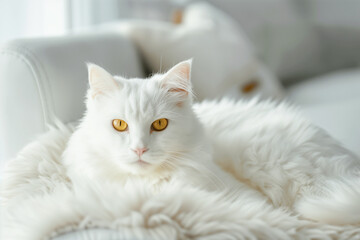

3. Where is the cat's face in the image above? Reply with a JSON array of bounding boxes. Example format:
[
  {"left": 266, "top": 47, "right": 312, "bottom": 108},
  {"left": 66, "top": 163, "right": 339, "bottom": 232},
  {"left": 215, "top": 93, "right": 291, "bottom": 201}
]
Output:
[{"left": 83, "top": 60, "right": 200, "bottom": 176}]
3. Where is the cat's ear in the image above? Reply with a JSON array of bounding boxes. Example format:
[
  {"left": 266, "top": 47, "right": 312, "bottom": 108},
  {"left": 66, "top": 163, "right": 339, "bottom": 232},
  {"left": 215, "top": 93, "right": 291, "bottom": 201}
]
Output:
[
  {"left": 87, "top": 63, "right": 119, "bottom": 98},
  {"left": 161, "top": 59, "right": 192, "bottom": 102}
]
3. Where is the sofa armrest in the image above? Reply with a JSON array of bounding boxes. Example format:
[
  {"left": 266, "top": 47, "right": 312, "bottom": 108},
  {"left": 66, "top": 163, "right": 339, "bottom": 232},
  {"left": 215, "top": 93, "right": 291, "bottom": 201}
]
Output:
[{"left": 0, "top": 32, "right": 144, "bottom": 165}]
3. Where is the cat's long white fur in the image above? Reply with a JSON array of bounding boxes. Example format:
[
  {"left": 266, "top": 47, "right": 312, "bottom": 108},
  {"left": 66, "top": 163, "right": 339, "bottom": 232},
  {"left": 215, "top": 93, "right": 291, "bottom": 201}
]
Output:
[
  {"left": 61, "top": 60, "right": 360, "bottom": 225},
  {"left": 195, "top": 98, "right": 360, "bottom": 225}
]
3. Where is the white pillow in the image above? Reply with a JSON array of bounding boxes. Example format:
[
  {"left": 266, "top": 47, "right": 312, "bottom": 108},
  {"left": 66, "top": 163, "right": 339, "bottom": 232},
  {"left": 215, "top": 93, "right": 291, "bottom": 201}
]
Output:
[{"left": 115, "top": 2, "right": 283, "bottom": 100}]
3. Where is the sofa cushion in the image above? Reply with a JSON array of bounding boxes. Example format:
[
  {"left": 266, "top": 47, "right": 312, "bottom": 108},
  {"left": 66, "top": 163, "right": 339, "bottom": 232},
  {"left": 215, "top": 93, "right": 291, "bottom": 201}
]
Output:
[
  {"left": 205, "top": 0, "right": 322, "bottom": 82},
  {"left": 287, "top": 69, "right": 360, "bottom": 105},
  {"left": 111, "top": 2, "right": 283, "bottom": 101},
  {"left": 300, "top": 98, "right": 360, "bottom": 157}
]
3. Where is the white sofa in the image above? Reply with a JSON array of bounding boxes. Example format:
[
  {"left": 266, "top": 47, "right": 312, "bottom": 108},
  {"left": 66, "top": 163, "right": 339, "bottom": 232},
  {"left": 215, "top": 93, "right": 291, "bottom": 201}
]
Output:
[
  {"left": 1, "top": 1, "right": 360, "bottom": 239},
  {"left": 1, "top": 1, "right": 359, "bottom": 165}
]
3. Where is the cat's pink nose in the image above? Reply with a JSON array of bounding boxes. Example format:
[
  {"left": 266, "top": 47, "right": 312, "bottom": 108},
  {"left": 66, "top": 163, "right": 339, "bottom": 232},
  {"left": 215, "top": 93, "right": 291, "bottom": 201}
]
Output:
[{"left": 132, "top": 147, "right": 149, "bottom": 156}]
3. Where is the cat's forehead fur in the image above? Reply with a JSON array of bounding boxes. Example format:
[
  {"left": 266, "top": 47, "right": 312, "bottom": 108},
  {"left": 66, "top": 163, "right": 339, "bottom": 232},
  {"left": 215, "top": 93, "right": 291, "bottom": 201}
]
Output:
[
  {"left": 100, "top": 74, "right": 180, "bottom": 123},
  {"left": 87, "top": 60, "right": 192, "bottom": 118}
]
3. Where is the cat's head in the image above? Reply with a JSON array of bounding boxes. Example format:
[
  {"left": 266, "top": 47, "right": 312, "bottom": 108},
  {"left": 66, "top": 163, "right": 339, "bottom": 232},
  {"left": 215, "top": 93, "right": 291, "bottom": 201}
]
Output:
[{"left": 81, "top": 60, "right": 203, "bottom": 177}]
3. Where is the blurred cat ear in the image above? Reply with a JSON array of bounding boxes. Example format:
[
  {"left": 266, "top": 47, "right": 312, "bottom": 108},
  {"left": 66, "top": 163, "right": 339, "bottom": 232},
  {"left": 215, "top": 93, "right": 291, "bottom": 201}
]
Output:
[
  {"left": 87, "top": 63, "right": 119, "bottom": 98},
  {"left": 161, "top": 59, "right": 192, "bottom": 101}
]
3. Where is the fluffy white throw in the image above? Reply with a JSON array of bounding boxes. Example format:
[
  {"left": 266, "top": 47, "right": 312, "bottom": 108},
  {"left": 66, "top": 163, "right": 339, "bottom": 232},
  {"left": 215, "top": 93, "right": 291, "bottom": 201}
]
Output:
[{"left": 1, "top": 124, "right": 360, "bottom": 240}]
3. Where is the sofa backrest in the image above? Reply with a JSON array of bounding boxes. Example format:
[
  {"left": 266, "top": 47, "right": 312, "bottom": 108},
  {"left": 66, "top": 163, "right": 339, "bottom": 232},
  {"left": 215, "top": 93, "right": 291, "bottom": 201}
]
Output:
[
  {"left": 132, "top": 0, "right": 360, "bottom": 83},
  {"left": 204, "top": 0, "right": 360, "bottom": 83}
]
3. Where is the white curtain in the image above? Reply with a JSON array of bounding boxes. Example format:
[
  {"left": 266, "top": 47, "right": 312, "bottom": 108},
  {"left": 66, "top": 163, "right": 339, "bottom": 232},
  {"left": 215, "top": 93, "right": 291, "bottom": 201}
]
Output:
[
  {"left": 69, "top": 0, "right": 126, "bottom": 31},
  {"left": 0, "top": 0, "right": 68, "bottom": 41},
  {"left": 0, "top": 0, "right": 181, "bottom": 42},
  {"left": 0, "top": 0, "right": 136, "bottom": 41},
  {"left": 67, "top": 0, "right": 177, "bottom": 31}
]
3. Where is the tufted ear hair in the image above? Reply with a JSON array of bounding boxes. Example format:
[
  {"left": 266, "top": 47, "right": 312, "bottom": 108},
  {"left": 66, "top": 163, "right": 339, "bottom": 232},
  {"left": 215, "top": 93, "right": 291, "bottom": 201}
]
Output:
[
  {"left": 161, "top": 59, "right": 193, "bottom": 102},
  {"left": 87, "top": 63, "right": 119, "bottom": 99}
]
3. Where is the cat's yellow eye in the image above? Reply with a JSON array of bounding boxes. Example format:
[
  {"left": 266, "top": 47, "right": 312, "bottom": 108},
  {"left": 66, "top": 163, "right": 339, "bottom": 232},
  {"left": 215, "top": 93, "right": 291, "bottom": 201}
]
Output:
[
  {"left": 152, "top": 118, "right": 168, "bottom": 131},
  {"left": 112, "top": 119, "right": 128, "bottom": 131}
]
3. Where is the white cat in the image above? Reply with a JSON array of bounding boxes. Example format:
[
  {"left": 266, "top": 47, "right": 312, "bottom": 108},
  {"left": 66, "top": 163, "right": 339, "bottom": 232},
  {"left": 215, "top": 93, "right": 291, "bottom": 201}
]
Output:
[{"left": 64, "top": 60, "right": 360, "bottom": 225}]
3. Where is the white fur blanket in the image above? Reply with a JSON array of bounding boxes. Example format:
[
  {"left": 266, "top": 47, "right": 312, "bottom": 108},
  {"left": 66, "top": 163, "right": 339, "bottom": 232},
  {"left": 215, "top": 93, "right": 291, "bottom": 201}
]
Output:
[{"left": 1, "top": 124, "right": 360, "bottom": 240}]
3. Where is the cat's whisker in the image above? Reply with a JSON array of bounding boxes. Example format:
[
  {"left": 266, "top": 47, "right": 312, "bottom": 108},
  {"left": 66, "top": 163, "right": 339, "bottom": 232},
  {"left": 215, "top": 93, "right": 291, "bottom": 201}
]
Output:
[
  {"left": 173, "top": 149, "right": 228, "bottom": 189},
  {"left": 159, "top": 161, "right": 177, "bottom": 172},
  {"left": 164, "top": 152, "right": 226, "bottom": 191}
]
